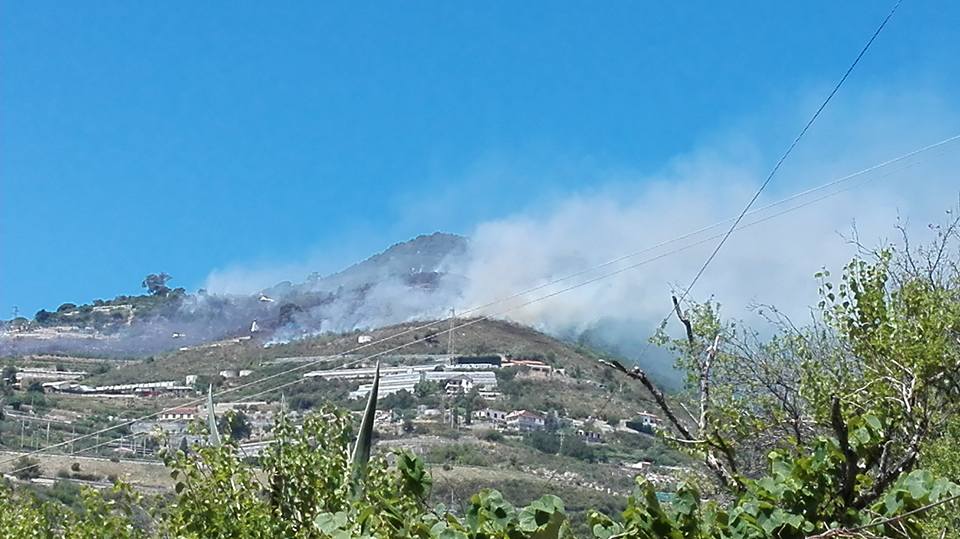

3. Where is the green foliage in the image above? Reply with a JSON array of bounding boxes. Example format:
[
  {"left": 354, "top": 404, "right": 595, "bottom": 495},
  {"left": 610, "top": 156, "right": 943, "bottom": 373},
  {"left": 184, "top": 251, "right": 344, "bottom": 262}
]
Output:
[
  {"left": 350, "top": 361, "right": 380, "bottom": 490},
  {"left": 920, "top": 414, "right": 960, "bottom": 536},
  {"left": 217, "top": 410, "right": 253, "bottom": 441},
  {"left": 414, "top": 380, "right": 441, "bottom": 399},
  {"left": 2, "top": 365, "right": 17, "bottom": 385},
  {"left": 205, "top": 384, "right": 220, "bottom": 447},
  {"left": 380, "top": 388, "right": 417, "bottom": 411},
  {"left": 479, "top": 429, "right": 504, "bottom": 442},
  {"left": 559, "top": 436, "right": 597, "bottom": 462},
  {"left": 525, "top": 431, "right": 561, "bottom": 455},
  {"left": 588, "top": 462, "right": 960, "bottom": 539},
  {"left": 0, "top": 402, "right": 956, "bottom": 538},
  {"left": 0, "top": 479, "right": 144, "bottom": 538},
  {"left": 141, "top": 273, "right": 172, "bottom": 296},
  {"left": 2, "top": 221, "right": 959, "bottom": 538}
]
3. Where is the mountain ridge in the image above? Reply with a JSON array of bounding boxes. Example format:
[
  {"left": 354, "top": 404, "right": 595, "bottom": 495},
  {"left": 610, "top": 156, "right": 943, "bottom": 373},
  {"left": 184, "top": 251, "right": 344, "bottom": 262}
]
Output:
[{"left": 0, "top": 232, "right": 471, "bottom": 357}]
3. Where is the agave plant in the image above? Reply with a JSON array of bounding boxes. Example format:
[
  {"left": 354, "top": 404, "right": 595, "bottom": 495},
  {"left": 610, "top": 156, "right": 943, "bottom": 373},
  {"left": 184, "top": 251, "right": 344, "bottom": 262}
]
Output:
[
  {"left": 348, "top": 361, "right": 380, "bottom": 493},
  {"left": 207, "top": 384, "right": 221, "bottom": 447}
]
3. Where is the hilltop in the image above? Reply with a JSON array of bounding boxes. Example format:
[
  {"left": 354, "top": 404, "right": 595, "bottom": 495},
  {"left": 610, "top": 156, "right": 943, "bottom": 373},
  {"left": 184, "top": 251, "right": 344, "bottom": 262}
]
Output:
[{"left": 1, "top": 233, "right": 470, "bottom": 357}]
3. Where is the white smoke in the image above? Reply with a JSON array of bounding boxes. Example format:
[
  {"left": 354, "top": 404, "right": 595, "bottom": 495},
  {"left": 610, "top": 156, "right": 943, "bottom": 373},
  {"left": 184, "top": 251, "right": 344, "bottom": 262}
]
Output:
[
  {"left": 452, "top": 89, "right": 960, "bottom": 339},
  {"left": 121, "top": 87, "right": 957, "bottom": 365}
]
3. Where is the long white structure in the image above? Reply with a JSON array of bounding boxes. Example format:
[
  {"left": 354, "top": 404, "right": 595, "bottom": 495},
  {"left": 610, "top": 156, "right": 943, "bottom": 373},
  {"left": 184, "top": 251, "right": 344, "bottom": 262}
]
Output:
[
  {"left": 304, "top": 363, "right": 446, "bottom": 381},
  {"left": 348, "top": 370, "right": 498, "bottom": 400}
]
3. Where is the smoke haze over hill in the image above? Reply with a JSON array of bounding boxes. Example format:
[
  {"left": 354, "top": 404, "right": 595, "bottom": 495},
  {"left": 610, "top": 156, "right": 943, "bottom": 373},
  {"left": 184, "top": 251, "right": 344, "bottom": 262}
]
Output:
[
  {"left": 446, "top": 90, "right": 960, "bottom": 346},
  {"left": 4, "top": 91, "right": 958, "bottom": 374}
]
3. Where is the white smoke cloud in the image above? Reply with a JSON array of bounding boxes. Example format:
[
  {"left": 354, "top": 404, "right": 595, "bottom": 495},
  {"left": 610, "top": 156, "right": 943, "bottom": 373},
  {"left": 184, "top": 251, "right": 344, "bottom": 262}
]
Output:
[
  {"left": 190, "top": 86, "right": 959, "bottom": 358},
  {"left": 203, "top": 262, "right": 316, "bottom": 296},
  {"left": 453, "top": 88, "right": 960, "bottom": 338}
]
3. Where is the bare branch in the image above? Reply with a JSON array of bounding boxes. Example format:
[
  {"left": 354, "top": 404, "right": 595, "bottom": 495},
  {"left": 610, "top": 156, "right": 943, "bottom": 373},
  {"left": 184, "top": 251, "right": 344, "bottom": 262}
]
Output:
[
  {"left": 599, "top": 360, "right": 693, "bottom": 441},
  {"left": 853, "top": 427, "right": 924, "bottom": 509},
  {"left": 809, "top": 492, "right": 960, "bottom": 539},
  {"left": 699, "top": 335, "right": 720, "bottom": 431},
  {"left": 600, "top": 358, "right": 741, "bottom": 491},
  {"left": 672, "top": 295, "right": 695, "bottom": 347}
]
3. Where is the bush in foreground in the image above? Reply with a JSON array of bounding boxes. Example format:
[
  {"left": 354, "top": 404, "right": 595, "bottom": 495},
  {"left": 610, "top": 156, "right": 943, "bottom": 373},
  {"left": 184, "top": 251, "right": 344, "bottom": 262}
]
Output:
[{"left": 0, "top": 403, "right": 956, "bottom": 538}]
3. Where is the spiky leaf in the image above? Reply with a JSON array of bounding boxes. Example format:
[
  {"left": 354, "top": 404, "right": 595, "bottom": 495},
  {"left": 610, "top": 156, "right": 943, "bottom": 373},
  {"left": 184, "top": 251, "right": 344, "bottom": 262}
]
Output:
[
  {"left": 349, "top": 361, "right": 380, "bottom": 488},
  {"left": 207, "top": 384, "right": 221, "bottom": 447}
]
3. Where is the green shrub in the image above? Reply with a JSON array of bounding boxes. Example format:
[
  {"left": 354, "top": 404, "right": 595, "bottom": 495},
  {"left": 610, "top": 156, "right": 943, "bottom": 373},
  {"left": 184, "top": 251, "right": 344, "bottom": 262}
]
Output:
[
  {"left": 12, "top": 456, "right": 41, "bottom": 481},
  {"left": 479, "top": 429, "right": 504, "bottom": 442}
]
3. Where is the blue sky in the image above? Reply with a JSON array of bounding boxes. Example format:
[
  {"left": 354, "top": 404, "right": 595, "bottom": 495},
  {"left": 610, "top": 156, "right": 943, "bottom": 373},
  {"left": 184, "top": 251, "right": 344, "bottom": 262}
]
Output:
[{"left": 2, "top": 1, "right": 958, "bottom": 317}]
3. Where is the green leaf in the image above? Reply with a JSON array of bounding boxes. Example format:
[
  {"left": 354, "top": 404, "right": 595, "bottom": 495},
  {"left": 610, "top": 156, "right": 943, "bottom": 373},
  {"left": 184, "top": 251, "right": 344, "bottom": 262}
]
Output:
[
  {"left": 313, "top": 511, "right": 349, "bottom": 533},
  {"left": 349, "top": 361, "right": 380, "bottom": 490},
  {"left": 518, "top": 495, "right": 566, "bottom": 538},
  {"left": 207, "top": 384, "right": 221, "bottom": 447}
]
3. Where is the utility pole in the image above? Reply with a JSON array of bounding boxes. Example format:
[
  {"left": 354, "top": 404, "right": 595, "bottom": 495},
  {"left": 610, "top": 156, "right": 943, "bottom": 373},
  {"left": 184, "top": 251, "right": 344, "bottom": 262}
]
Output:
[
  {"left": 447, "top": 308, "right": 456, "bottom": 358},
  {"left": 46, "top": 421, "right": 50, "bottom": 445},
  {"left": 20, "top": 421, "right": 24, "bottom": 448}
]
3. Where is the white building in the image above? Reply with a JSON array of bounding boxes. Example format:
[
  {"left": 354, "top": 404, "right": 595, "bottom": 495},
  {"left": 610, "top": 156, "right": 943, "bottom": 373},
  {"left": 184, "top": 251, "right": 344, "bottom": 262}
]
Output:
[
  {"left": 577, "top": 429, "right": 603, "bottom": 443},
  {"left": 637, "top": 412, "right": 661, "bottom": 430},
  {"left": 444, "top": 375, "right": 477, "bottom": 395},
  {"left": 16, "top": 368, "right": 87, "bottom": 383},
  {"left": 450, "top": 355, "right": 502, "bottom": 370},
  {"left": 506, "top": 410, "right": 546, "bottom": 432},
  {"left": 348, "top": 370, "right": 498, "bottom": 400},
  {"left": 160, "top": 407, "right": 197, "bottom": 421},
  {"left": 475, "top": 408, "right": 508, "bottom": 423}
]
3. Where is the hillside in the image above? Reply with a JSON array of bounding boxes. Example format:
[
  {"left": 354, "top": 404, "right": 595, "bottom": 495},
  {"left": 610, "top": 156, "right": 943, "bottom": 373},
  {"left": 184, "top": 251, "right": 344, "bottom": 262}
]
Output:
[
  {"left": 86, "top": 317, "right": 641, "bottom": 387},
  {"left": 80, "top": 317, "right": 664, "bottom": 416},
  {"left": 1, "top": 316, "right": 687, "bottom": 533},
  {"left": 1, "top": 233, "right": 469, "bottom": 357}
]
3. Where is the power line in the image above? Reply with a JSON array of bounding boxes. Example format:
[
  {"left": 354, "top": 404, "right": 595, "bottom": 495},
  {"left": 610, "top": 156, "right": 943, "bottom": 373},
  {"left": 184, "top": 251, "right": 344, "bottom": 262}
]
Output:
[
  {"left": 673, "top": 0, "right": 903, "bottom": 307},
  {"left": 1, "top": 131, "right": 954, "bottom": 470},
  {"left": 3, "top": 133, "right": 954, "bottom": 470},
  {"left": 222, "top": 144, "right": 949, "bottom": 404}
]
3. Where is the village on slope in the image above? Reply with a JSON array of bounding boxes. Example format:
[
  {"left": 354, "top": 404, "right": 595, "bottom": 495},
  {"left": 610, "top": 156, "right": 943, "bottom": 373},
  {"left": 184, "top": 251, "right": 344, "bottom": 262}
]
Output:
[{"left": 0, "top": 319, "right": 686, "bottom": 503}]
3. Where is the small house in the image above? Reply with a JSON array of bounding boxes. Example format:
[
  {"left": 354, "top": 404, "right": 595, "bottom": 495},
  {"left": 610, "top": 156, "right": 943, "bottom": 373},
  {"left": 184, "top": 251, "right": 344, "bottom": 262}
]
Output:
[{"left": 506, "top": 410, "right": 546, "bottom": 432}]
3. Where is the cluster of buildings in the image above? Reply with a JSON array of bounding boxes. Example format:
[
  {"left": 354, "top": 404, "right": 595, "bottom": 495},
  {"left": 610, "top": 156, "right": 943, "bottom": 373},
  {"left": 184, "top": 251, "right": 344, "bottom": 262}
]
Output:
[
  {"left": 348, "top": 370, "right": 500, "bottom": 400},
  {"left": 42, "top": 379, "right": 195, "bottom": 397},
  {"left": 213, "top": 369, "right": 254, "bottom": 380},
  {"left": 304, "top": 354, "right": 566, "bottom": 402},
  {"left": 304, "top": 355, "right": 502, "bottom": 401},
  {"left": 472, "top": 406, "right": 663, "bottom": 443},
  {"left": 474, "top": 408, "right": 551, "bottom": 433},
  {"left": 451, "top": 354, "right": 565, "bottom": 377},
  {"left": 133, "top": 401, "right": 276, "bottom": 449},
  {"left": 36, "top": 368, "right": 257, "bottom": 398},
  {"left": 14, "top": 367, "right": 87, "bottom": 384}
]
